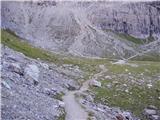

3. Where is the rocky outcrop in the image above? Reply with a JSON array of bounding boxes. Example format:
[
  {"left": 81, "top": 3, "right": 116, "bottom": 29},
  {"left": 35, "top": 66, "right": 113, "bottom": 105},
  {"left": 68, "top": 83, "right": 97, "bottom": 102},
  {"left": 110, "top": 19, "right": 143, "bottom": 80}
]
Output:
[
  {"left": 1, "top": 45, "right": 81, "bottom": 120},
  {"left": 144, "top": 106, "right": 160, "bottom": 120}
]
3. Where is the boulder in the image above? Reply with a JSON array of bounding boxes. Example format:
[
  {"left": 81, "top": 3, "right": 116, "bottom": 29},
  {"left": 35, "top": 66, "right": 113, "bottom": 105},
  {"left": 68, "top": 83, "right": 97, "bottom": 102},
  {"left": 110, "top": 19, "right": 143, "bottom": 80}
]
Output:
[
  {"left": 58, "top": 101, "right": 65, "bottom": 108},
  {"left": 1, "top": 81, "right": 11, "bottom": 89},
  {"left": 89, "top": 80, "right": 101, "bottom": 87},
  {"left": 151, "top": 115, "right": 160, "bottom": 120},
  {"left": 116, "top": 114, "right": 124, "bottom": 120},
  {"left": 66, "top": 84, "right": 77, "bottom": 90},
  {"left": 24, "top": 64, "right": 40, "bottom": 85},
  {"left": 8, "top": 63, "right": 23, "bottom": 75},
  {"left": 39, "top": 62, "right": 49, "bottom": 69},
  {"left": 122, "top": 111, "right": 132, "bottom": 120},
  {"left": 144, "top": 109, "right": 157, "bottom": 115},
  {"left": 148, "top": 105, "right": 157, "bottom": 110}
]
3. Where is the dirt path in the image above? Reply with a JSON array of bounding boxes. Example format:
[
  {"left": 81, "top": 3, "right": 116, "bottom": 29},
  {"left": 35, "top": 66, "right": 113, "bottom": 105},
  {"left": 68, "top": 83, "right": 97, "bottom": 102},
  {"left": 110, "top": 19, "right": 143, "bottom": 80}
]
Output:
[{"left": 63, "top": 65, "right": 107, "bottom": 120}]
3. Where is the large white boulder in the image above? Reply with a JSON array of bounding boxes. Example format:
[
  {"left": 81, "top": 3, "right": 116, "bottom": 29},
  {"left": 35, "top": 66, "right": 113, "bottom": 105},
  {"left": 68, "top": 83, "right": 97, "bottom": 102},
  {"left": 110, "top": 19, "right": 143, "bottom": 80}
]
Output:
[{"left": 25, "top": 64, "right": 40, "bottom": 82}]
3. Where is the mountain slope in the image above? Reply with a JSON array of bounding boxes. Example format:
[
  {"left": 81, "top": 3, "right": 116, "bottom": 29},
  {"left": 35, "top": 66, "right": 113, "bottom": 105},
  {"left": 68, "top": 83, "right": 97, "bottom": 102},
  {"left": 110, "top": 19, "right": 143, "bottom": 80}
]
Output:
[{"left": 1, "top": 1, "right": 160, "bottom": 60}]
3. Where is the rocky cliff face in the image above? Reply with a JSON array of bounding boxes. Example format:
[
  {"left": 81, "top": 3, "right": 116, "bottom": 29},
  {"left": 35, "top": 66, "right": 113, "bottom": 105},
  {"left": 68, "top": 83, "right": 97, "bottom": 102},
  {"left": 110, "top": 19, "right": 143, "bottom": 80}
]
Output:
[
  {"left": 88, "top": 1, "right": 160, "bottom": 38},
  {"left": 1, "top": 1, "right": 160, "bottom": 59}
]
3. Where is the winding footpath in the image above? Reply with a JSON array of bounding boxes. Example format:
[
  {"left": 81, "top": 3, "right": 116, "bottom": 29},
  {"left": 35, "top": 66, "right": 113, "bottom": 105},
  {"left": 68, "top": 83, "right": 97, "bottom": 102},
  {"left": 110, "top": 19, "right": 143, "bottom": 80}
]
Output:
[{"left": 63, "top": 65, "right": 107, "bottom": 120}]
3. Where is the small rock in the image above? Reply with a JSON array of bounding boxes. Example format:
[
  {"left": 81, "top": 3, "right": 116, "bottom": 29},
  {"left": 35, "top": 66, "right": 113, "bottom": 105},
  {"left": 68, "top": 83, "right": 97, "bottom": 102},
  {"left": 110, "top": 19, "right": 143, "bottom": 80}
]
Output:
[
  {"left": 151, "top": 115, "right": 160, "bottom": 120},
  {"left": 116, "top": 114, "right": 124, "bottom": 120},
  {"left": 58, "top": 101, "right": 65, "bottom": 108},
  {"left": 106, "top": 83, "right": 112, "bottom": 89},
  {"left": 114, "top": 60, "right": 126, "bottom": 65},
  {"left": 66, "top": 84, "right": 77, "bottom": 90},
  {"left": 148, "top": 105, "right": 157, "bottom": 110},
  {"left": 105, "top": 75, "right": 112, "bottom": 79},
  {"left": 147, "top": 84, "right": 152, "bottom": 88},
  {"left": 8, "top": 63, "right": 23, "bottom": 75},
  {"left": 125, "top": 69, "right": 128, "bottom": 72},
  {"left": 144, "top": 109, "right": 157, "bottom": 115},
  {"left": 86, "top": 95, "right": 94, "bottom": 102},
  {"left": 125, "top": 89, "right": 129, "bottom": 93},
  {"left": 39, "top": 62, "right": 49, "bottom": 69},
  {"left": 122, "top": 111, "right": 132, "bottom": 120},
  {"left": 1, "top": 81, "right": 11, "bottom": 89},
  {"left": 89, "top": 80, "right": 101, "bottom": 87},
  {"left": 97, "top": 107, "right": 105, "bottom": 112},
  {"left": 123, "top": 84, "right": 127, "bottom": 87}
]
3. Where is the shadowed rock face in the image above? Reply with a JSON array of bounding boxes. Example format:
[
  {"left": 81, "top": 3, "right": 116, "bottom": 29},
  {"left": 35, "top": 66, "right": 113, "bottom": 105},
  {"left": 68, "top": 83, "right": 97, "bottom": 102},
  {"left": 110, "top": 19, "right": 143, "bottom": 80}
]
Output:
[{"left": 1, "top": 1, "right": 160, "bottom": 58}]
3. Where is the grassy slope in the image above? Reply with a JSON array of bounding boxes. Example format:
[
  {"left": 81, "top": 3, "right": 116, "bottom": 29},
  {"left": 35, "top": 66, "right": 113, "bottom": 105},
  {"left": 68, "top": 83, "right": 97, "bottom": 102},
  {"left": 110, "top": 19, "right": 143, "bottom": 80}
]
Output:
[
  {"left": 105, "top": 29, "right": 155, "bottom": 45},
  {"left": 117, "top": 33, "right": 155, "bottom": 45},
  {"left": 91, "top": 62, "right": 160, "bottom": 119},
  {"left": 1, "top": 29, "right": 160, "bottom": 119},
  {"left": 1, "top": 29, "right": 109, "bottom": 79}
]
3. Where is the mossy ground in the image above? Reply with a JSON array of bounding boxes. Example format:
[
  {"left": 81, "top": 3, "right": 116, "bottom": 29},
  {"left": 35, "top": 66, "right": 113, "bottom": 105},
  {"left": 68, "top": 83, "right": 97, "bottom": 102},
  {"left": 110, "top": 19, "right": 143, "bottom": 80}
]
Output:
[{"left": 1, "top": 29, "right": 160, "bottom": 119}]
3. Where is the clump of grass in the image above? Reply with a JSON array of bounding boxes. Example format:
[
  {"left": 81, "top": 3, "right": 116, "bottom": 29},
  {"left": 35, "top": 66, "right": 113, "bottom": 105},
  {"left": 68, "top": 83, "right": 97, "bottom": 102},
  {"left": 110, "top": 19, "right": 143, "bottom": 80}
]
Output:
[
  {"left": 57, "top": 109, "right": 66, "bottom": 120},
  {"left": 52, "top": 93, "right": 64, "bottom": 101},
  {"left": 117, "top": 33, "right": 144, "bottom": 44},
  {"left": 57, "top": 113, "right": 66, "bottom": 120}
]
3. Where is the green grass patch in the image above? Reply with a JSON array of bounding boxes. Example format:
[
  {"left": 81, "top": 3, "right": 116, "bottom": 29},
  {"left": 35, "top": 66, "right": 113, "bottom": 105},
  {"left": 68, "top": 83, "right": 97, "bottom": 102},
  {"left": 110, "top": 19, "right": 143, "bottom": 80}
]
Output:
[
  {"left": 52, "top": 93, "right": 64, "bottom": 101},
  {"left": 57, "top": 113, "right": 66, "bottom": 120},
  {"left": 104, "top": 29, "right": 155, "bottom": 45},
  {"left": 92, "top": 79, "right": 160, "bottom": 119},
  {"left": 117, "top": 33, "right": 144, "bottom": 44},
  {"left": 106, "top": 61, "right": 160, "bottom": 76}
]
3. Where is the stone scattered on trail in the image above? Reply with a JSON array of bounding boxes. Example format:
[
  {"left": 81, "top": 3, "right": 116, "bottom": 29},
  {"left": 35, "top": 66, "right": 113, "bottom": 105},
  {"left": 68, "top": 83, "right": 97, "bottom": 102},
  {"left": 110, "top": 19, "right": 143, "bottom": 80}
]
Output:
[
  {"left": 24, "top": 64, "right": 40, "bottom": 85},
  {"left": 89, "top": 80, "right": 101, "bottom": 87}
]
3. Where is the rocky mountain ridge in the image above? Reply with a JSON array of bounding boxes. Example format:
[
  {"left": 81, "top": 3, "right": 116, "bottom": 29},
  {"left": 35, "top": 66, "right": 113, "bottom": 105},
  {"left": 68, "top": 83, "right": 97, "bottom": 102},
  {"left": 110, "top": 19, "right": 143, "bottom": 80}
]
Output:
[{"left": 1, "top": 1, "right": 160, "bottom": 59}]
